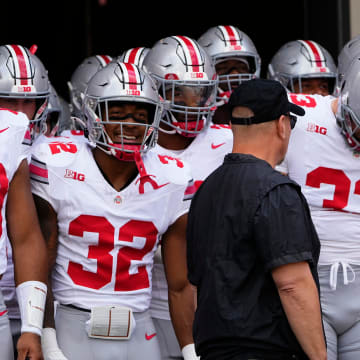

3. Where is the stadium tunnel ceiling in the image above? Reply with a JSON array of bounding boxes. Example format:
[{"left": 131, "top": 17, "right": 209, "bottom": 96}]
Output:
[{"left": 0, "top": 0, "right": 349, "bottom": 100}]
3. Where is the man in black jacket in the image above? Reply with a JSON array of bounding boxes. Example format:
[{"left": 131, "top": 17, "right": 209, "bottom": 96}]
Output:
[{"left": 186, "top": 79, "right": 327, "bottom": 360}]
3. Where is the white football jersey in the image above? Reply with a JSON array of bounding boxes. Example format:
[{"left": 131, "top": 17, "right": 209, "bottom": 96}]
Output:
[
  {"left": 150, "top": 123, "right": 233, "bottom": 320},
  {"left": 0, "top": 134, "right": 61, "bottom": 319},
  {"left": 279, "top": 93, "right": 360, "bottom": 265},
  {"left": 60, "top": 129, "right": 89, "bottom": 144},
  {"left": 30, "top": 137, "right": 192, "bottom": 312},
  {"left": 0, "top": 109, "right": 29, "bottom": 275}
]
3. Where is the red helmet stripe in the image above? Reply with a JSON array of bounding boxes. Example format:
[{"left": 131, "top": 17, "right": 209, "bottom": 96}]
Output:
[
  {"left": 302, "top": 40, "right": 325, "bottom": 67},
  {"left": 8, "top": 45, "right": 30, "bottom": 85},
  {"left": 222, "top": 26, "right": 239, "bottom": 45},
  {"left": 123, "top": 63, "right": 139, "bottom": 90},
  {"left": 96, "top": 55, "right": 112, "bottom": 67},
  {"left": 176, "top": 36, "right": 200, "bottom": 72},
  {"left": 127, "top": 48, "right": 142, "bottom": 64}
]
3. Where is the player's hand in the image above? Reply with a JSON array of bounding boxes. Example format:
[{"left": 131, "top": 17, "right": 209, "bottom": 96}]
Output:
[
  {"left": 41, "top": 328, "right": 68, "bottom": 360},
  {"left": 17, "top": 332, "right": 43, "bottom": 360}
]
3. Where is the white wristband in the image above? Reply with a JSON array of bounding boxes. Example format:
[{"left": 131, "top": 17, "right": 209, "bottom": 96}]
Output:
[
  {"left": 42, "top": 328, "right": 68, "bottom": 360},
  {"left": 181, "top": 343, "right": 199, "bottom": 360},
  {"left": 16, "top": 281, "right": 47, "bottom": 337}
]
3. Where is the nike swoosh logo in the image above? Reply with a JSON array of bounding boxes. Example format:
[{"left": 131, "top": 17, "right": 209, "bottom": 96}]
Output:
[
  {"left": 0, "top": 310, "right": 8, "bottom": 317},
  {"left": 157, "top": 182, "right": 170, "bottom": 189},
  {"left": 0, "top": 127, "right": 9, "bottom": 134},
  {"left": 211, "top": 142, "right": 225, "bottom": 149},
  {"left": 145, "top": 332, "right": 157, "bottom": 340}
]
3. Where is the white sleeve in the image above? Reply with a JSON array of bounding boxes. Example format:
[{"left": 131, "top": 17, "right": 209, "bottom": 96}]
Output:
[{"left": 30, "top": 156, "right": 58, "bottom": 212}]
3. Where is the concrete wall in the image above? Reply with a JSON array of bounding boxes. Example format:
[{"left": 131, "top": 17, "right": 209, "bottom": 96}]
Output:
[{"left": 350, "top": 0, "right": 360, "bottom": 38}]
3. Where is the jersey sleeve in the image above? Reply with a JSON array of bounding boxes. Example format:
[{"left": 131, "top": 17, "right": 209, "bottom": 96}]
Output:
[
  {"left": 29, "top": 137, "right": 81, "bottom": 212},
  {"left": 253, "top": 183, "right": 319, "bottom": 271},
  {"left": 30, "top": 155, "right": 58, "bottom": 212}
]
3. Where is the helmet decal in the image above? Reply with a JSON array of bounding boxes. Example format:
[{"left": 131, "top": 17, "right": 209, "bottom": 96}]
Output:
[
  {"left": 6, "top": 45, "right": 33, "bottom": 86},
  {"left": 95, "top": 55, "right": 112, "bottom": 67},
  {"left": 298, "top": 40, "right": 328, "bottom": 71},
  {"left": 218, "top": 25, "right": 242, "bottom": 48},
  {"left": 172, "top": 36, "right": 203, "bottom": 72}
]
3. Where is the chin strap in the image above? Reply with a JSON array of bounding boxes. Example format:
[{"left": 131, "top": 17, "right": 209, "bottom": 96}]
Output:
[
  {"left": 215, "top": 88, "right": 232, "bottom": 107},
  {"left": 134, "top": 151, "right": 168, "bottom": 194}
]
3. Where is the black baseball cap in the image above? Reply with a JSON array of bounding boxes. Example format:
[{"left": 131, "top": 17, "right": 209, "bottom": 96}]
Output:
[{"left": 228, "top": 78, "right": 305, "bottom": 125}]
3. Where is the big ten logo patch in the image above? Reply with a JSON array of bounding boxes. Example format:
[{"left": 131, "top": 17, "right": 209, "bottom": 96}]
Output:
[
  {"left": 64, "top": 169, "right": 85, "bottom": 182},
  {"left": 307, "top": 123, "right": 327, "bottom": 135}
]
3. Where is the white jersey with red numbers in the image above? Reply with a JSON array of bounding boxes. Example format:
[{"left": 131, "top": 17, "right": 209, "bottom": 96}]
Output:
[
  {"left": 150, "top": 122, "right": 233, "bottom": 320},
  {"left": 0, "top": 109, "right": 29, "bottom": 276},
  {"left": 30, "top": 136, "right": 192, "bottom": 312},
  {"left": 278, "top": 93, "right": 360, "bottom": 265}
]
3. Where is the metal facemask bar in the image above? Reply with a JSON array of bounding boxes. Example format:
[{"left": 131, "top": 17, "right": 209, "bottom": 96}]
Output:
[
  {"left": 86, "top": 98, "right": 161, "bottom": 158},
  {"left": 338, "top": 103, "right": 360, "bottom": 151},
  {"left": 158, "top": 78, "right": 217, "bottom": 136}
]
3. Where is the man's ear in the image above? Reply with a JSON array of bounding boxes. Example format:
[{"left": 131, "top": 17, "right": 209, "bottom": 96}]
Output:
[{"left": 276, "top": 115, "right": 287, "bottom": 140}]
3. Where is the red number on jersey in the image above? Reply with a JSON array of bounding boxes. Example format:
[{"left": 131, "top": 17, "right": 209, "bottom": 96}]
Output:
[
  {"left": 49, "top": 142, "right": 78, "bottom": 155},
  {"left": 158, "top": 155, "right": 184, "bottom": 168},
  {"left": 0, "top": 164, "right": 9, "bottom": 238},
  {"left": 70, "top": 130, "right": 84, "bottom": 136},
  {"left": 67, "top": 215, "right": 114, "bottom": 289},
  {"left": 67, "top": 216, "right": 158, "bottom": 291},
  {"left": 306, "top": 167, "right": 351, "bottom": 209},
  {"left": 289, "top": 94, "right": 317, "bottom": 108},
  {"left": 115, "top": 220, "right": 157, "bottom": 291}
]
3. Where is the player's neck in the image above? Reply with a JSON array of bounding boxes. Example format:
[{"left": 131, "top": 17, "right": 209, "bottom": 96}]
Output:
[
  {"left": 157, "top": 124, "right": 195, "bottom": 150},
  {"left": 92, "top": 147, "right": 138, "bottom": 192}
]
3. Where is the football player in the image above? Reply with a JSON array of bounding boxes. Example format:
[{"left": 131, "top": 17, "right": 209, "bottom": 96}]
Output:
[
  {"left": 198, "top": 25, "right": 261, "bottom": 124},
  {"left": 143, "top": 35, "right": 233, "bottom": 359},
  {"left": 268, "top": 40, "right": 337, "bottom": 96},
  {"left": 0, "top": 44, "right": 50, "bottom": 359},
  {"left": 336, "top": 34, "right": 360, "bottom": 95},
  {"left": 0, "top": 107, "right": 48, "bottom": 360},
  {"left": 31, "top": 62, "right": 196, "bottom": 360},
  {"left": 276, "top": 56, "right": 360, "bottom": 360}
]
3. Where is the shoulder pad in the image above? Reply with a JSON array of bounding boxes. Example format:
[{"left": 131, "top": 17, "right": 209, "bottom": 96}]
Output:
[
  {"left": 208, "top": 123, "right": 233, "bottom": 139},
  {"left": 31, "top": 135, "right": 86, "bottom": 168},
  {"left": 0, "top": 108, "right": 29, "bottom": 128},
  {"left": 146, "top": 151, "right": 192, "bottom": 186}
]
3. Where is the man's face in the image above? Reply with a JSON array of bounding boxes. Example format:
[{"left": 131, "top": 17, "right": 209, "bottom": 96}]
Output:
[
  {"left": 102, "top": 102, "right": 149, "bottom": 145},
  {"left": 216, "top": 59, "right": 250, "bottom": 92},
  {"left": 165, "top": 85, "right": 211, "bottom": 122},
  {"left": 293, "top": 78, "right": 330, "bottom": 96},
  {"left": 0, "top": 98, "right": 37, "bottom": 120}
]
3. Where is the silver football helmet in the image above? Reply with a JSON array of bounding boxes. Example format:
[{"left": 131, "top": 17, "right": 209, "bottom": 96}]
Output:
[
  {"left": 46, "top": 84, "right": 62, "bottom": 136},
  {"left": 83, "top": 62, "right": 163, "bottom": 161},
  {"left": 143, "top": 35, "right": 218, "bottom": 137},
  {"left": 336, "top": 35, "right": 360, "bottom": 94},
  {"left": 336, "top": 57, "right": 360, "bottom": 151},
  {"left": 268, "top": 40, "right": 337, "bottom": 94},
  {"left": 46, "top": 84, "right": 72, "bottom": 136},
  {"left": 68, "top": 55, "right": 112, "bottom": 118},
  {"left": 198, "top": 25, "right": 261, "bottom": 101},
  {"left": 116, "top": 47, "right": 149, "bottom": 68},
  {"left": 0, "top": 44, "right": 50, "bottom": 143}
]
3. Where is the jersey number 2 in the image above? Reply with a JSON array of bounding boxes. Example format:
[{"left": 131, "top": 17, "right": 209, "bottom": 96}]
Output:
[{"left": 67, "top": 215, "right": 158, "bottom": 291}]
